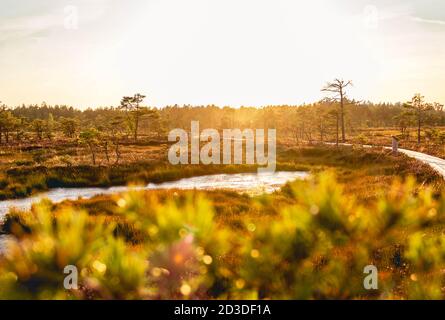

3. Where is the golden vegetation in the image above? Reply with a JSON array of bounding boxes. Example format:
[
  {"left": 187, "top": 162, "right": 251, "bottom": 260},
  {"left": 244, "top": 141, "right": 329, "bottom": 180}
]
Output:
[{"left": 2, "top": 171, "right": 445, "bottom": 299}]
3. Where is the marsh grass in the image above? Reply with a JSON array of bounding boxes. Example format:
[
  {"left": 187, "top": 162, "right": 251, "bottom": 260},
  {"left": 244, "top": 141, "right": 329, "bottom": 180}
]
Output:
[
  {"left": 1, "top": 145, "right": 441, "bottom": 201},
  {"left": 1, "top": 146, "right": 445, "bottom": 299},
  {"left": 2, "top": 171, "right": 445, "bottom": 299}
]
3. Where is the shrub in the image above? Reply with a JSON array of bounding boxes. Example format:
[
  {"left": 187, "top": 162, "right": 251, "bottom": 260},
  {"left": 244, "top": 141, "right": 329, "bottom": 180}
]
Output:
[{"left": 1, "top": 173, "right": 445, "bottom": 299}]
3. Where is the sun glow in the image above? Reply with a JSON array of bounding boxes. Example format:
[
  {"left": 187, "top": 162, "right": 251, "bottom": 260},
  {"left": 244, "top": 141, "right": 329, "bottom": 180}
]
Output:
[{"left": 1, "top": 0, "right": 445, "bottom": 108}]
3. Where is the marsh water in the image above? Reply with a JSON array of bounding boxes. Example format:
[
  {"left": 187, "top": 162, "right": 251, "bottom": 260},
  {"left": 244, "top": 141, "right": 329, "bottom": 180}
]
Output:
[
  {"left": 0, "top": 171, "right": 308, "bottom": 252},
  {"left": 0, "top": 171, "right": 308, "bottom": 222}
]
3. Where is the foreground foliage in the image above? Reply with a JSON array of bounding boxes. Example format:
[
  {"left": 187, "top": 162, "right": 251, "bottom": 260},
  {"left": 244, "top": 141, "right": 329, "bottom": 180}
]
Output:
[{"left": 1, "top": 173, "right": 445, "bottom": 299}]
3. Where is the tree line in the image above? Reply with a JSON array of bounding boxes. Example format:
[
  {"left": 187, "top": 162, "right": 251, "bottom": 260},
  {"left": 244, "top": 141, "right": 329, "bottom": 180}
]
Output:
[{"left": 1, "top": 83, "right": 444, "bottom": 148}]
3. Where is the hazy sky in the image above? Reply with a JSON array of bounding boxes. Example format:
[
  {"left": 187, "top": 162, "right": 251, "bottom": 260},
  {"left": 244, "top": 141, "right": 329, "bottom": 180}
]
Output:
[{"left": 1, "top": 0, "right": 445, "bottom": 108}]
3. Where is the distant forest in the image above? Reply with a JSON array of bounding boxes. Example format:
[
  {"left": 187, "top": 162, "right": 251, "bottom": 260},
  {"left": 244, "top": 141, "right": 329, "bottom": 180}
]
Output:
[{"left": 1, "top": 98, "right": 445, "bottom": 145}]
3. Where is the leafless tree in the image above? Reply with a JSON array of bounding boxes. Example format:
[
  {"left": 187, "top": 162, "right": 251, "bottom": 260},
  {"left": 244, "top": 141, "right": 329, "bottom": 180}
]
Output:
[{"left": 321, "top": 79, "right": 353, "bottom": 143}]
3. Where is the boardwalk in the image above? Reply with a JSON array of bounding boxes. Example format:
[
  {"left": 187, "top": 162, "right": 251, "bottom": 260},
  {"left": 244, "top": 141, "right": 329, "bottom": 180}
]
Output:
[
  {"left": 389, "top": 147, "right": 445, "bottom": 178},
  {"left": 327, "top": 142, "right": 445, "bottom": 179}
]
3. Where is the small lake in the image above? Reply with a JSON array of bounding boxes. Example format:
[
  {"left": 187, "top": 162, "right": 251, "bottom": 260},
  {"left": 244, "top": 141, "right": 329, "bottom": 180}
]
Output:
[{"left": 0, "top": 171, "right": 308, "bottom": 221}]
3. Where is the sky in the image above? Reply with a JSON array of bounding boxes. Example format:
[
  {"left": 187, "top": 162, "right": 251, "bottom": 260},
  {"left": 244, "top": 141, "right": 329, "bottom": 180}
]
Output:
[{"left": 1, "top": 0, "right": 445, "bottom": 109}]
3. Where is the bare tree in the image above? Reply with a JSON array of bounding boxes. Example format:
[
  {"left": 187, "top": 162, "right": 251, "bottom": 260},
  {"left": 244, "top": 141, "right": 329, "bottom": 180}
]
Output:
[
  {"left": 97, "top": 115, "right": 126, "bottom": 165},
  {"left": 110, "top": 117, "right": 125, "bottom": 165},
  {"left": 321, "top": 79, "right": 353, "bottom": 143}
]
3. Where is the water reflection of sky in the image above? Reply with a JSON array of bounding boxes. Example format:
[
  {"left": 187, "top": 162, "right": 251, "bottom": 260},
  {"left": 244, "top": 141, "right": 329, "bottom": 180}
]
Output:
[{"left": 0, "top": 171, "right": 308, "bottom": 221}]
